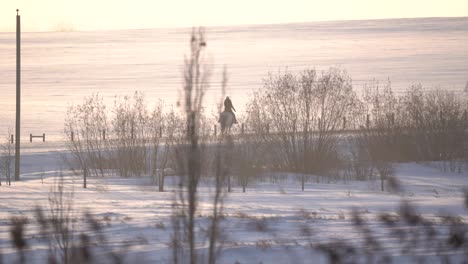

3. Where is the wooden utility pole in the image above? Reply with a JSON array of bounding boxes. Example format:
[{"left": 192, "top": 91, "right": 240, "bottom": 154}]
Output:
[{"left": 15, "top": 9, "right": 21, "bottom": 181}]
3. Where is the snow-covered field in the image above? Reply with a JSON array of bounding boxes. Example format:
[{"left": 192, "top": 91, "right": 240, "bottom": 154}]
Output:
[
  {"left": 1, "top": 17, "right": 467, "bottom": 140},
  {"left": 0, "top": 144, "right": 467, "bottom": 263}
]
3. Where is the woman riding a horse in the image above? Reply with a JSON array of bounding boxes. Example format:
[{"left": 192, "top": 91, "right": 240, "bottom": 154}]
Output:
[
  {"left": 218, "top": 96, "right": 238, "bottom": 134},
  {"left": 224, "top": 96, "right": 238, "bottom": 124}
]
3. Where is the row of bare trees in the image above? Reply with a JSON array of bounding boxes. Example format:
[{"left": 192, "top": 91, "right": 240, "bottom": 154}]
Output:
[
  {"left": 63, "top": 68, "right": 468, "bottom": 192},
  {"left": 241, "top": 69, "right": 468, "bottom": 187}
]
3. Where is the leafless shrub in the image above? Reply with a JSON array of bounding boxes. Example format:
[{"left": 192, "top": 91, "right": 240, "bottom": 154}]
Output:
[
  {"left": 297, "top": 209, "right": 319, "bottom": 220},
  {"left": 155, "top": 222, "right": 166, "bottom": 230},
  {"left": 351, "top": 126, "right": 395, "bottom": 190},
  {"left": 232, "top": 135, "right": 265, "bottom": 192},
  {"left": 65, "top": 94, "right": 109, "bottom": 187},
  {"left": 233, "top": 211, "right": 253, "bottom": 219},
  {"left": 8, "top": 176, "right": 132, "bottom": 264},
  {"left": 350, "top": 81, "right": 401, "bottom": 187},
  {"left": 18, "top": 210, "right": 129, "bottom": 264},
  {"left": 245, "top": 68, "right": 361, "bottom": 180},
  {"left": 255, "top": 239, "right": 274, "bottom": 250},
  {"left": 148, "top": 102, "right": 168, "bottom": 190},
  {"left": 386, "top": 175, "right": 403, "bottom": 194},
  {"left": 10, "top": 216, "right": 28, "bottom": 263},
  {"left": 400, "top": 85, "right": 467, "bottom": 164},
  {"left": 311, "top": 199, "right": 468, "bottom": 263},
  {"left": 361, "top": 81, "right": 407, "bottom": 157},
  {"left": 164, "top": 110, "right": 187, "bottom": 177},
  {"left": 0, "top": 130, "right": 13, "bottom": 186},
  {"left": 107, "top": 92, "right": 165, "bottom": 178},
  {"left": 43, "top": 173, "right": 77, "bottom": 264},
  {"left": 344, "top": 136, "right": 374, "bottom": 181},
  {"left": 109, "top": 92, "right": 148, "bottom": 177},
  {"left": 65, "top": 91, "right": 171, "bottom": 182},
  {"left": 353, "top": 82, "right": 467, "bottom": 187},
  {"left": 248, "top": 217, "right": 270, "bottom": 232},
  {"left": 315, "top": 240, "right": 358, "bottom": 264}
]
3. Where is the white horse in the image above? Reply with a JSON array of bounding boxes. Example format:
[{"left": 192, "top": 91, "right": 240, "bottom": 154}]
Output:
[{"left": 218, "top": 111, "right": 236, "bottom": 135}]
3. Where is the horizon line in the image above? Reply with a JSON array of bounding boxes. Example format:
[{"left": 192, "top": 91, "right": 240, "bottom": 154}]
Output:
[{"left": 1, "top": 15, "right": 467, "bottom": 34}]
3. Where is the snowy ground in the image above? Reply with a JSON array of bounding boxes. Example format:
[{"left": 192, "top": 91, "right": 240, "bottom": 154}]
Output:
[{"left": 0, "top": 145, "right": 467, "bottom": 263}]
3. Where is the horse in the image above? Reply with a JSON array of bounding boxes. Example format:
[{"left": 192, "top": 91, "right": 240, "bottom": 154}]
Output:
[{"left": 218, "top": 111, "right": 236, "bottom": 135}]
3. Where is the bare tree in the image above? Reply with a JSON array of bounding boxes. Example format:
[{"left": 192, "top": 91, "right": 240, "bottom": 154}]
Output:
[
  {"left": 169, "top": 28, "right": 233, "bottom": 264},
  {"left": 172, "top": 28, "right": 210, "bottom": 264}
]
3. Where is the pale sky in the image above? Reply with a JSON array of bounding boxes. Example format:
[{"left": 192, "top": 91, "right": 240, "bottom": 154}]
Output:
[{"left": 1, "top": 0, "right": 467, "bottom": 32}]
